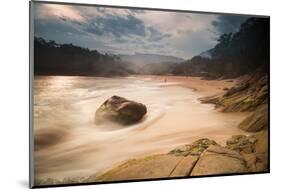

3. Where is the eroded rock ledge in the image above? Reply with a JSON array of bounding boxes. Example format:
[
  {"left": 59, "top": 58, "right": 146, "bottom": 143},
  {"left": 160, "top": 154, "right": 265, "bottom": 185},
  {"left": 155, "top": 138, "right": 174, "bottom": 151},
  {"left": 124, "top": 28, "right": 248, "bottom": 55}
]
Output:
[
  {"left": 199, "top": 74, "right": 268, "bottom": 113},
  {"left": 95, "top": 131, "right": 268, "bottom": 182}
]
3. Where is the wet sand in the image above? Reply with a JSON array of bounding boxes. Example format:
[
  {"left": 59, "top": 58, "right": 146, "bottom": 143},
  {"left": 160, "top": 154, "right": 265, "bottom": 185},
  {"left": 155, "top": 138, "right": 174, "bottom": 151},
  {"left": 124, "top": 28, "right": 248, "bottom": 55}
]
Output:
[
  {"left": 134, "top": 75, "right": 238, "bottom": 96},
  {"left": 33, "top": 75, "right": 248, "bottom": 183}
]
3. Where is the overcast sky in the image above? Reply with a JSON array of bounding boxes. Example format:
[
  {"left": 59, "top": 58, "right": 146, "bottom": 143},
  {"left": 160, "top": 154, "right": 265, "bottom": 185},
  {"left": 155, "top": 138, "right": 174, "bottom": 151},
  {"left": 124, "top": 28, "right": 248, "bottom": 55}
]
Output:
[{"left": 33, "top": 3, "right": 249, "bottom": 59}]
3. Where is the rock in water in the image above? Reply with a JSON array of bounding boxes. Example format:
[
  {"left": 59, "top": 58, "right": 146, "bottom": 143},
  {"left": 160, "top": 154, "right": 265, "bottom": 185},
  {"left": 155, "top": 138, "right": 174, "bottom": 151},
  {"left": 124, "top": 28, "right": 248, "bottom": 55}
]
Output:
[{"left": 95, "top": 96, "right": 147, "bottom": 125}]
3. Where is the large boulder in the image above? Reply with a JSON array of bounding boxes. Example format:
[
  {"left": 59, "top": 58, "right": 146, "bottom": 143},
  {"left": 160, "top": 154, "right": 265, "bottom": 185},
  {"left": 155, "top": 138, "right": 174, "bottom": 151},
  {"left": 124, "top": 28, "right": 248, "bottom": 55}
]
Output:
[{"left": 95, "top": 96, "right": 147, "bottom": 125}]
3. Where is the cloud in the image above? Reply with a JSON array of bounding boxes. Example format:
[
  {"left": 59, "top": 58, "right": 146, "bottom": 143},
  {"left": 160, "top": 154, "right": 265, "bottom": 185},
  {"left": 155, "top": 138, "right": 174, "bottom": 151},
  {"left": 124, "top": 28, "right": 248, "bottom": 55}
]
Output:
[
  {"left": 35, "top": 4, "right": 86, "bottom": 22},
  {"left": 84, "top": 15, "right": 146, "bottom": 38},
  {"left": 147, "top": 27, "right": 171, "bottom": 42},
  {"left": 33, "top": 3, "right": 249, "bottom": 59}
]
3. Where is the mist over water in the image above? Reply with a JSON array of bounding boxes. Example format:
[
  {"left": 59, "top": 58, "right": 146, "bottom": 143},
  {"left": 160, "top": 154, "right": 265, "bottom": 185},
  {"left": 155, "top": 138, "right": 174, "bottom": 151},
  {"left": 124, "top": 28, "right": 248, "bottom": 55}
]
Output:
[{"left": 34, "top": 76, "right": 248, "bottom": 181}]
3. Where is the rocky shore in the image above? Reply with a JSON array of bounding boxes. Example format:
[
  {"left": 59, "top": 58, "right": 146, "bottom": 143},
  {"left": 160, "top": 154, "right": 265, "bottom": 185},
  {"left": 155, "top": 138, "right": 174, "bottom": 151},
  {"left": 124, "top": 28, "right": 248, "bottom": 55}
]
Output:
[
  {"left": 95, "top": 130, "right": 268, "bottom": 182},
  {"left": 34, "top": 73, "right": 268, "bottom": 186},
  {"left": 95, "top": 72, "right": 269, "bottom": 182},
  {"left": 36, "top": 130, "right": 268, "bottom": 185}
]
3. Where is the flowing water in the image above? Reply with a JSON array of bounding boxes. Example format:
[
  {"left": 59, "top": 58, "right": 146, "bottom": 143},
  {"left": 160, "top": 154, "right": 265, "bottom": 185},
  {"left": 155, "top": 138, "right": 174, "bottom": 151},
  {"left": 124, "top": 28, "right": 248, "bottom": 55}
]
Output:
[{"left": 33, "top": 76, "right": 248, "bottom": 182}]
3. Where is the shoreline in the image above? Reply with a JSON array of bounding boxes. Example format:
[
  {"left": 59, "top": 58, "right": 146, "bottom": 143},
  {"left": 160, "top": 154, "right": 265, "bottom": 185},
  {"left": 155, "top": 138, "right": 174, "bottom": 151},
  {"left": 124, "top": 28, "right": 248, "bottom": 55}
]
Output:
[
  {"left": 133, "top": 75, "right": 238, "bottom": 96},
  {"left": 34, "top": 74, "right": 238, "bottom": 97},
  {"left": 93, "top": 75, "right": 251, "bottom": 179},
  {"left": 34, "top": 75, "right": 250, "bottom": 185},
  {"left": 92, "top": 73, "right": 268, "bottom": 182}
]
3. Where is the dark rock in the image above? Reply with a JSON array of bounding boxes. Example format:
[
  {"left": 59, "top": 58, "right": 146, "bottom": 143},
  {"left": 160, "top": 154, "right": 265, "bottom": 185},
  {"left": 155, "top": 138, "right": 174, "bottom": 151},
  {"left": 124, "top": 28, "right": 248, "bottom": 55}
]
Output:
[{"left": 95, "top": 96, "right": 147, "bottom": 125}]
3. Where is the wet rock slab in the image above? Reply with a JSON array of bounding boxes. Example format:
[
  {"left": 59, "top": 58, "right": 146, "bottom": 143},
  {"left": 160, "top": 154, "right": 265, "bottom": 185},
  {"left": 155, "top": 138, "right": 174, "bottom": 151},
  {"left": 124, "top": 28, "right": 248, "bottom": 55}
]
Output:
[{"left": 190, "top": 145, "right": 247, "bottom": 176}]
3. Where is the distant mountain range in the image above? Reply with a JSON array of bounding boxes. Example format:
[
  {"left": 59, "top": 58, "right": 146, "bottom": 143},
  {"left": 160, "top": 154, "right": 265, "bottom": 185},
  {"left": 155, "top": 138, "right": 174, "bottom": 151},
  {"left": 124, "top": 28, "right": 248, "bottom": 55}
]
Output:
[{"left": 120, "top": 53, "right": 184, "bottom": 64}]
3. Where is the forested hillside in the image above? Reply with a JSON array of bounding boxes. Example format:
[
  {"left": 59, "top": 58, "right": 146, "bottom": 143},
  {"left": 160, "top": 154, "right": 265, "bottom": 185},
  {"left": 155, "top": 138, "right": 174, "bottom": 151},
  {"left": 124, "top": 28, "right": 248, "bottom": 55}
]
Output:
[
  {"left": 34, "top": 38, "right": 182, "bottom": 76},
  {"left": 34, "top": 37, "right": 132, "bottom": 76},
  {"left": 173, "top": 17, "right": 269, "bottom": 79}
]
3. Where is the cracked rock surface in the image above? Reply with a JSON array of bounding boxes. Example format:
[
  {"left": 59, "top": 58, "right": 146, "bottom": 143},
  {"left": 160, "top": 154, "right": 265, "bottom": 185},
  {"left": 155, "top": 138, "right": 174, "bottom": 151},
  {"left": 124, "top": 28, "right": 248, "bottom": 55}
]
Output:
[{"left": 96, "top": 133, "right": 268, "bottom": 182}]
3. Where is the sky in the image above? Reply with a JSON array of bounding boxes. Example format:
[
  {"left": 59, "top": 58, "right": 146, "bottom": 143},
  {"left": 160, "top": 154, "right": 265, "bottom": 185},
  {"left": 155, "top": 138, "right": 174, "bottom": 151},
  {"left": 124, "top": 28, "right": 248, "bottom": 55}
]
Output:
[{"left": 33, "top": 3, "right": 249, "bottom": 59}]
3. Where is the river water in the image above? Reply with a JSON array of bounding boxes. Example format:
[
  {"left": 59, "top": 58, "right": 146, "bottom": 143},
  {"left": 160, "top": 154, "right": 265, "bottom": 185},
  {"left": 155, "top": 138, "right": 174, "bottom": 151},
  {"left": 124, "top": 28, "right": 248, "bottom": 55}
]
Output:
[{"left": 33, "top": 76, "right": 247, "bottom": 182}]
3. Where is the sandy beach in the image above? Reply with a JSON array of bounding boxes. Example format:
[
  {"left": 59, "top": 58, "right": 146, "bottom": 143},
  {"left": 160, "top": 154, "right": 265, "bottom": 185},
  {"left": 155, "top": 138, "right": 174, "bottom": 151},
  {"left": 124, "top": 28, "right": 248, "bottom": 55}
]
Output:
[
  {"left": 135, "top": 75, "right": 238, "bottom": 96},
  {"left": 34, "top": 75, "right": 248, "bottom": 183}
]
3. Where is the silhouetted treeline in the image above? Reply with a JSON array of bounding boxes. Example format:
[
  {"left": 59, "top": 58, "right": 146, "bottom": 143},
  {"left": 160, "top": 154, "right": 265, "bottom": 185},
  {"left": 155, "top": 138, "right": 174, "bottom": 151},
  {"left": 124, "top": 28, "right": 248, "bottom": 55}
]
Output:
[
  {"left": 173, "top": 17, "right": 269, "bottom": 79},
  {"left": 34, "top": 37, "right": 132, "bottom": 76},
  {"left": 34, "top": 37, "right": 180, "bottom": 76}
]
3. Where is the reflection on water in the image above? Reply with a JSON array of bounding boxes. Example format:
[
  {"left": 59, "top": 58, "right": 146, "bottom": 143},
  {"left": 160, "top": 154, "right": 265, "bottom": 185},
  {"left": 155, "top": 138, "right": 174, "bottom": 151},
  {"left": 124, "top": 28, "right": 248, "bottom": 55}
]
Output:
[{"left": 34, "top": 76, "right": 248, "bottom": 182}]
